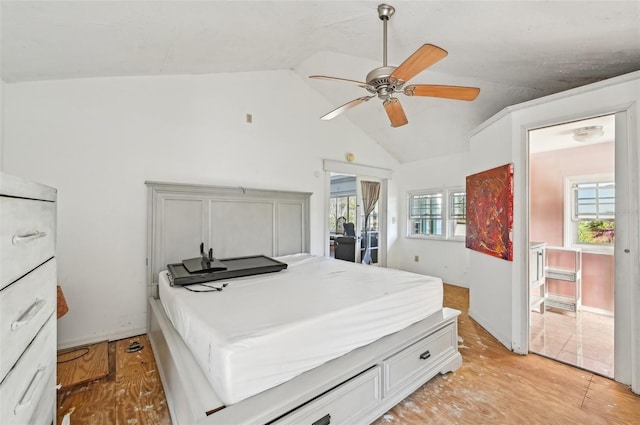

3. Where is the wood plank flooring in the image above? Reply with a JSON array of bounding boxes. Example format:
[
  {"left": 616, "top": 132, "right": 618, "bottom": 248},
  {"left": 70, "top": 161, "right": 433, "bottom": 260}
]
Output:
[
  {"left": 56, "top": 335, "right": 170, "bottom": 425},
  {"left": 373, "top": 285, "right": 640, "bottom": 424},
  {"left": 57, "top": 340, "right": 109, "bottom": 390},
  {"left": 57, "top": 285, "right": 639, "bottom": 425}
]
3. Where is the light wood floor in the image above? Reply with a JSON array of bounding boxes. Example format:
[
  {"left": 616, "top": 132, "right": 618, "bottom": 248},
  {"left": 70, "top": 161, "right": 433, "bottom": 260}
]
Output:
[{"left": 57, "top": 285, "right": 639, "bottom": 425}]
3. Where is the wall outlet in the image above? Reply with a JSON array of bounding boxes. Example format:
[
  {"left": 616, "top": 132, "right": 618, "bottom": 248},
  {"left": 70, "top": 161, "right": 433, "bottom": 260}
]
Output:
[{"left": 414, "top": 255, "right": 419, "bottom": 262}]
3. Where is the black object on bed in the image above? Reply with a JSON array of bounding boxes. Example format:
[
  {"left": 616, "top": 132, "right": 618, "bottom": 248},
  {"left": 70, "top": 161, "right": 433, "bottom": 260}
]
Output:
[
  {"left": 167, "top": 255, "right": 288, "bottom": 286},
  {"left": 182, "top": 243, "right": 228, "bottom": 273}
]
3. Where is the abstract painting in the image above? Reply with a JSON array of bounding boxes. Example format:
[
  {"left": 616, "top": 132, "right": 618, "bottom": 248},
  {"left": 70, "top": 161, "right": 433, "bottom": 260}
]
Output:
[{"left": 466, "top": 163, "right": 514, "bottom": 261}]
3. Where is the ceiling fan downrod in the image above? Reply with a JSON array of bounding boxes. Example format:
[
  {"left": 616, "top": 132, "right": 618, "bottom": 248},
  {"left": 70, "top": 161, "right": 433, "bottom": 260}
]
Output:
[{"left": 378, "top": 4, "right": 395, "bottom": 68}]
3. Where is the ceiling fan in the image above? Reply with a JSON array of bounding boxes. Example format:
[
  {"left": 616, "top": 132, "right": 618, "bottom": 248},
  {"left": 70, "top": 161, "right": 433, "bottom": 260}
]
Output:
[{"left": 310, "top": 4, "right": 480, "bottom": 128}]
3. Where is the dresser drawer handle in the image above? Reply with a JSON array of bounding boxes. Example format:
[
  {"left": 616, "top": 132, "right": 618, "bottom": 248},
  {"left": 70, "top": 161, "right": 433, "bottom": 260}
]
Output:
[
  {"left": 312, "top": 413, "right": 331, "bottom": 425},
  {"left": 12, "top": 230, "right": 47, "bottom": 245},
  {"left": 419, "top": 350, "right": 431, "bottom": 360},
  {"left": 14, "top": 365, "right": 46, "bottom": 414},
  {"left": 11, "top": 299, "right": 46, "bottom": 331}
]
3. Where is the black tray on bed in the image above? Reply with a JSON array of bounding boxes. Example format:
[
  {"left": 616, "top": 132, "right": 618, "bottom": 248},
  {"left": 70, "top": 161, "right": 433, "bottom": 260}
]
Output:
[{"left": 167, "top": 255, "right": 288, "bottom": 286}]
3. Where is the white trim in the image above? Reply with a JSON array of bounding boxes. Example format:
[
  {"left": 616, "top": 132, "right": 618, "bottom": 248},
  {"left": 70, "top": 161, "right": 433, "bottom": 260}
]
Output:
[
  {"left": 563, "top": 174, "right": 615, "bottom": 254},
  {"left": 407, "top": 187, "right": 466, "bottom": 241},
  {"left": 581, "top": 305, "right": 614, "bottom": 317},
  {"left": 323, "top": 160, "right": 390, "bottom": 267},
  {"left": 57, "top": 326, "right": 147, "bottom": 351},
  {"left": 523, "top": 104, "right": 638, "bottom": 394},
  {"left": 447, "top": 187, "right": 467, "bottom": 242},
  {"left": 323, "top": 160, "right": 393, "bottom": 179},
  {"left": 407, "top": 189, "right": 445, "bottom": 239}
]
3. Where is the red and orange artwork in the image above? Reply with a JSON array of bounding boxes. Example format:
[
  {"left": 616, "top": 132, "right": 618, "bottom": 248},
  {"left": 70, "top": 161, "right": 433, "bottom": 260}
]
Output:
[{"left": 465, "top": 163, "right": 514, "bottom": 261}]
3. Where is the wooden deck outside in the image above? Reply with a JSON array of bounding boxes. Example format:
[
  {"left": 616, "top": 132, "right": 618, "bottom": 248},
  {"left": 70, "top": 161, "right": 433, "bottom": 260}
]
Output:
[{"left": 57, "top": 284, "right": 639, "bottom": 424}]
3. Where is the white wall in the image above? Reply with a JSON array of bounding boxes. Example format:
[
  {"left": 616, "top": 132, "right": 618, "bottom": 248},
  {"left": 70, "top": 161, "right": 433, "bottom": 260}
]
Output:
[
  {"left": 384, "top": 71, "right": 639, "bottom": 393},
  {"left": 468, "top": 72, "right": 639, "bottom": 391},
  {"left": 463, "top": 115, "right": 517, "bottom": 348},
  {"left": 2, "top": 70, "right": 398, "bottom": 348},
  {"left": 0, "top": 79, "right": 4, "bottom": 166},
  {"left": 387, "top": 152, "right": 472, "bottom": 287}
]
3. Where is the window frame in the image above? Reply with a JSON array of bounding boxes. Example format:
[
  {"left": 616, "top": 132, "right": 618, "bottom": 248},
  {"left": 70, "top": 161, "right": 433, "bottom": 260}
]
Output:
[
  {"left": 407, "top": 187, "right": 466, "bottom": 241},
  {"left": 329, "top": 194, "right": 357, "bottom": 234},
  {"left": 447, "top": 188, "right": 467, "bottom": 241},
  {"left": 563, "top": 174, "right": 615, "bottom": 254}
]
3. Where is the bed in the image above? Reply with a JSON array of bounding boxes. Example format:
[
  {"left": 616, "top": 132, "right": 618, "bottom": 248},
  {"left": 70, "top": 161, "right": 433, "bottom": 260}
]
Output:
[{"left": 146, "top": 181, "right": 462, "bottom": 424}]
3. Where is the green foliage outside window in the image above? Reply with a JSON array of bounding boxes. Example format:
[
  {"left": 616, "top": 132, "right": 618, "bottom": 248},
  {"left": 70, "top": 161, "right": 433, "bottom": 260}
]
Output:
[{"left": 577, "top": 220, "right": 615, "bottom": 244}]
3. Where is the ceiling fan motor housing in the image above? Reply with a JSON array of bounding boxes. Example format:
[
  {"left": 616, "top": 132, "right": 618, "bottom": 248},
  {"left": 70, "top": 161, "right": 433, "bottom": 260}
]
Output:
[{"left": 366, "top": 66, "right": 403, "bottom": 100}]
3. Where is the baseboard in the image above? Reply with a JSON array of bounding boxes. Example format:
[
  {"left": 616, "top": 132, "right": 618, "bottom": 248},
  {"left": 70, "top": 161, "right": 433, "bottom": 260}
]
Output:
[
  {"left": 443, "top": 281, "right": 470, "bottom": 289},
  {"left": 467, "top": 308, "right": 512, "bottom": 350},
  {"left": 57, "top": 326, "right": 147, "bottom": 351},
  {"left": 580, "top": 305, "right": 614, "bottom": 317}
]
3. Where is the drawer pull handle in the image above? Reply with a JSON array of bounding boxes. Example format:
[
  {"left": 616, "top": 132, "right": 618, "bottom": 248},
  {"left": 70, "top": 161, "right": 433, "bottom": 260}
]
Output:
[
  {"left": 11, "top": 299, "right": 46, "bottom": 331},
  {"left": 419, "top": 350, "right": 431, "bottom": 360},
  {"left": 312, "top": 413, "right": 331, "bottom": 425},
  {"left": 12, "top": 230, "right": 47, "bottom": 245},
  {"left": 14, "top": 365, "right": 46, "bottom": 414}
]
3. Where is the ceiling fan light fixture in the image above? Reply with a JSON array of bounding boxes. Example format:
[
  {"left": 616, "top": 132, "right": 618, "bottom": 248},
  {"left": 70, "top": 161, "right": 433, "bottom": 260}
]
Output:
[{"left": 573, "top": 125, "right": 604, "bottom": 142}]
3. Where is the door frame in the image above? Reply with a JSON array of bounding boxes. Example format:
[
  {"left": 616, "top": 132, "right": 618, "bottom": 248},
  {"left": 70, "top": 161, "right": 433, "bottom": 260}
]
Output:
[
  {"left": 522, "top": 106, "right": 638, "bottom": 391},
  {"left": 323, "top": 160, "right": 392, "bottom": 267}
]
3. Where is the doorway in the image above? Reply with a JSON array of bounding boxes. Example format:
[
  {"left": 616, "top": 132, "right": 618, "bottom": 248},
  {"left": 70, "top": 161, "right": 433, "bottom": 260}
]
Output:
[
  {"left": 322, "top": 160, "right": 391, "bottom": 267},
  {"left": 328, "top": 173, "right": 381, "bottom": 264},
  {"left": 528, "top": 114, "right": 615, "bottom": 377}
]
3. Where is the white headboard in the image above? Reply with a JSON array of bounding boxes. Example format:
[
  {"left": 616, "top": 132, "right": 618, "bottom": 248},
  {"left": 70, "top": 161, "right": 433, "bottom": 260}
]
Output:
[{"left": 145, "top": 181, "right": 311, "bottom": 295}]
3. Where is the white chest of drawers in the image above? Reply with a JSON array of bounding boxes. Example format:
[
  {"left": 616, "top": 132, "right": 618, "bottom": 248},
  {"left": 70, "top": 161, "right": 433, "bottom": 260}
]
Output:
[{"left": 1, "top": 173, "right": 57, "bottom": 425}]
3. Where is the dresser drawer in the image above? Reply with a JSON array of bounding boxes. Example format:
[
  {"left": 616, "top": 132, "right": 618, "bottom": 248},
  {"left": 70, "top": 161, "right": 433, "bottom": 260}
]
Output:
[
  {"left": 274, "top": 366, "right": 381, "bottom": 425},
  {"left": 0, "top": 259, "right": 57, "bottom": 382},
  {"left": 0, "top": 315, "right": 56, "bottom": 425},
  {"left": 1, "top": 197, "right": 56, "bottom": 290},
  {"left": 383, "top": 323, "right": 456, "bottom": 396},
  {"left": 28, "top": 371, "right": 56, "bottom": 425}
]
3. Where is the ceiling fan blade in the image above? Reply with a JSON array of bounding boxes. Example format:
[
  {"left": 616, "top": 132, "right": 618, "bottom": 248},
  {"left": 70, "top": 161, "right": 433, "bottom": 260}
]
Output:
[
  {"left": 321, "top": 96, "right": 375, "bottom": 120},
  {"left": 309, "top": 75, "right": 373, "bottom": 90},
  {"left": 390, "top": 44, "right": 448, "bottom": 85},
  {"left": 383, "top": 97, "right": 408, "bottom": 128},
  {"left": 404, "top": 84, "right": 480, "bottom": 101}
]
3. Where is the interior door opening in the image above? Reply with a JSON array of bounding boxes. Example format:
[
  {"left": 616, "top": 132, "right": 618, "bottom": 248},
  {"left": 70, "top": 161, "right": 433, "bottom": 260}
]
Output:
[
  {"left": 328, "top": 173, "right": 381, "bottom": 265},
  {"left": 528, "top": 114, "right": 616, "bottom": 378}
]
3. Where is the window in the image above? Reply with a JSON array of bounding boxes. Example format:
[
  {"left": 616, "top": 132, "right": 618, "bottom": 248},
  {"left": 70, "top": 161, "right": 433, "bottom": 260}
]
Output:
[
  {"left": 448, "top": 190, "right": 467, "bottom": 240},
  {"left": 408, "top": 188, "right": 466, "bottom": 240},
  {"left": 409, "top": 192, "right": 443, "bottom": 237},
  {"left": 329, "top": 195, "right": 357, "bottom": 234},
  {"left": 564, "top": 175, "right": 615, "bottom": 252}
]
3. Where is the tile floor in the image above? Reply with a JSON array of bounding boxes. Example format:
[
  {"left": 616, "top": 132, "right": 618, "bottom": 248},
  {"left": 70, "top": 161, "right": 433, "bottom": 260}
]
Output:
[{"left": 530, "top": 307, "right": 614, "bottom": 378}]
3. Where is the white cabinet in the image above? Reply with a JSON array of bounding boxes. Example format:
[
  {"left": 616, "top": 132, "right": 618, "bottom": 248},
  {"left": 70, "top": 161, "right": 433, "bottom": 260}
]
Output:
[
  {"left": 0, "top": 173, "right": 57, "bottom": 425},
  {"left": 529, "top": 242, "right": 546, "bottom": 313}
]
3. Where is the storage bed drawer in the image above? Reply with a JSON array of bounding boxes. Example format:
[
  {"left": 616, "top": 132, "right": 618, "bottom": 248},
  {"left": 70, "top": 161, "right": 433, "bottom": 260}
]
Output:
[
  {"left": 0, "top": 315, "right": 56, "bottom": 425},
  {"left": 0, "top": 259, "right": 57, "bottom": 381},
  {"left": 274, "top": 366, "right": 382, "bottom": 425},
  {"left": 383, "top": 323, "right": 456, "bottom": 396},
  {"left": 1, "top": 197, "right": 55, "bottom": 290}
]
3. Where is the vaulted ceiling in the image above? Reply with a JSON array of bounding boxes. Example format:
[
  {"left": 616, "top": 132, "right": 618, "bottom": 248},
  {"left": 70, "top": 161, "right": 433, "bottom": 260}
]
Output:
[{"left": 2, "top": 1, "right": 639, "bottom": 162}]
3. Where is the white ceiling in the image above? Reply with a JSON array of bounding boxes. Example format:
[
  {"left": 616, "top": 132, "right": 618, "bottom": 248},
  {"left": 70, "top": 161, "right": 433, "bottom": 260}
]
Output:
[
  {"left": 529, "top": 114, "right": 615, "bottom": 154},
  {"left": 2, "top": 1, "right": 639, "bottom": 163}
]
